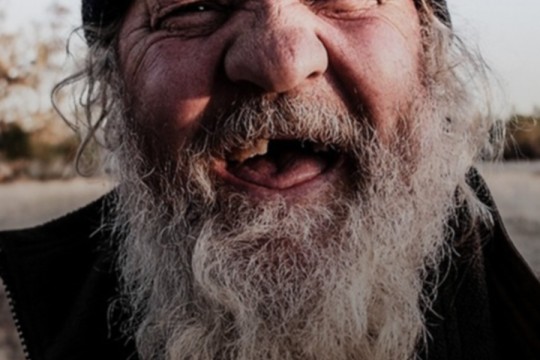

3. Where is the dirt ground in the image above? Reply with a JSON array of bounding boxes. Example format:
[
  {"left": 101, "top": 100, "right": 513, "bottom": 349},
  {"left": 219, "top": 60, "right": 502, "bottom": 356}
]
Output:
[{"left": 0, "top": 162, "right": 538, "bottom": 359}]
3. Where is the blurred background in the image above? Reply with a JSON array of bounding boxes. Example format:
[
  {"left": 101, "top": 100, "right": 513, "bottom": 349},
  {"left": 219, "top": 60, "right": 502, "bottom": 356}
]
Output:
[{"left": 0, "top": 0, "right": 539, "bottom": 359}]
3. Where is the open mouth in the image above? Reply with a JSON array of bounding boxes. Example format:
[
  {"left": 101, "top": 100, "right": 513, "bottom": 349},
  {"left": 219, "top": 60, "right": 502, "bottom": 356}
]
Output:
[{"left": 214, "top": 138, "right": 344, "bottom": 192}]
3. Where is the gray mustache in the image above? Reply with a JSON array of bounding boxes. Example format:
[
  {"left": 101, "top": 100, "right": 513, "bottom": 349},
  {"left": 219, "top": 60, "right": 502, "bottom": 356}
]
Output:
[{"left": 191, "top": 96, "right": 371, "bottom": 159}]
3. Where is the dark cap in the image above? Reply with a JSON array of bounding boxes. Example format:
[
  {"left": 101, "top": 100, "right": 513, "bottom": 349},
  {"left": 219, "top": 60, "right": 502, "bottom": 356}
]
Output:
[
  {"left": 82, "top": 0, "right": 131, "bottom": 30},
  {"left": 82, "top": 0, "right": 451, "bottom": 43}
]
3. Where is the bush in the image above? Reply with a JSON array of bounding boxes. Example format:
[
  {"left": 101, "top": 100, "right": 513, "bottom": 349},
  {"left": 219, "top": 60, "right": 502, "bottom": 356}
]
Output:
[
  {"left": 0, "top": 122, "right": 30, "bottom": 160},
  {"left": 504, "top": 115, "right": 540, "bottom": 160},
  {"left": 0, "top": 122, "right": 81, "bottom": 182}
]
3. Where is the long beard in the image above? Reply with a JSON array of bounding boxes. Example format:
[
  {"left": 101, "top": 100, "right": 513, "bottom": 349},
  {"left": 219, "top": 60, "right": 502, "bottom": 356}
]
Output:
[
  {"left": 107, "top": 88, "right": 482, "bottom": 360},
  {"left": 105, "top": 21, "right": 492, "bottom": 360}
]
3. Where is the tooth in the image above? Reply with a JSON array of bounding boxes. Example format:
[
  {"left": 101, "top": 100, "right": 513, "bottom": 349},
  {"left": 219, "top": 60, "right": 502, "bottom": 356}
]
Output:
[
  {"left": 230, "top": 139, "right": 269, "bottom": 162},
  {"left": 253, "top": 138, "right": 269, "bottom": 156}
]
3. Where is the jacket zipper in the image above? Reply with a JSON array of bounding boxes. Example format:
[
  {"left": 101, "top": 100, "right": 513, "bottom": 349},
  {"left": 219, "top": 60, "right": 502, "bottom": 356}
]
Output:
[{"left": 0, "top": 248, "right": 32, "bottom": 360}]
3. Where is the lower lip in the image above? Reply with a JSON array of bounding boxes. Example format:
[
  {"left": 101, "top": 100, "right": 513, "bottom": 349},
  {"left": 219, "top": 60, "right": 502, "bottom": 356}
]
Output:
[{"left": 212, "top": 156, "right": 346, "bottom": 199}]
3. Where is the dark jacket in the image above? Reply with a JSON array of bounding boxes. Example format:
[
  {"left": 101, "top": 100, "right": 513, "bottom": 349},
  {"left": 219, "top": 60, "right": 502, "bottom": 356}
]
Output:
[{"left": 0, "top": 171, "right": 538, "bottom": 360}]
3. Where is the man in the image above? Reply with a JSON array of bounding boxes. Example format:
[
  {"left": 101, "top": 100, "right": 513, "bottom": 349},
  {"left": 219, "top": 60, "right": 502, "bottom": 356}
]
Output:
[{"left": 0, "top": 0, "right": 538, "bottom": 359}]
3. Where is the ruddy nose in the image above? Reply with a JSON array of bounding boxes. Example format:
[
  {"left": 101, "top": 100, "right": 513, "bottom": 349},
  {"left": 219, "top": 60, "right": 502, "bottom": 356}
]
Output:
[{"left": 224, "top": 14, "right": 328, "bottom": 94}]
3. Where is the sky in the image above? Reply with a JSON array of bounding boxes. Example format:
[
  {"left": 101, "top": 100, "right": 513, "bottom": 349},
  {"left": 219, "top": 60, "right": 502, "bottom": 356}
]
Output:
[
  {"left": 2, "top": 0, "right": 540, "bottom": 115},
  {"left": 448, "top": 0, "right": 540, "bottom": 115}
]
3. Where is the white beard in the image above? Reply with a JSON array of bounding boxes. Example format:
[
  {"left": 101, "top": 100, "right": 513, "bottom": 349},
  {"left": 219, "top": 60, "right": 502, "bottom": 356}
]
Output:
[
  {"left": 105, "top": 19, "right": 495, "bottom": 360},
  {"left": 107, "top": 91, "right": 485, "bottom": 360}
]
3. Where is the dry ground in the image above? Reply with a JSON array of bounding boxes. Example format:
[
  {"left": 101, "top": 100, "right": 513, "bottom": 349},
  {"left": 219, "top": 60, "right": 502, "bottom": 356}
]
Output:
[
  {"left": 0, "top": 178, "right": 113, "bottom": 230},
  {"left": 0, "top": 162, "right": 538, "bottom": 359},
  {"left": 477, "top": 161, "right": 540, "bottom": 275}
]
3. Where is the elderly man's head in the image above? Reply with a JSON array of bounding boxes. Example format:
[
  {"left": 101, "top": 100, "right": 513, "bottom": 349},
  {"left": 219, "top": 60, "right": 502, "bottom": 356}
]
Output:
[{"left": 69, "top": 1, "right": 498, "bottom": 359}]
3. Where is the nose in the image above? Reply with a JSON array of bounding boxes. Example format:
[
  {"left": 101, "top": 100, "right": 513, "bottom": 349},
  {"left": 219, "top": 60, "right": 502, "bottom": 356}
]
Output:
[{"left": 224, "top": 10, "right": 328, "bottom": 94}]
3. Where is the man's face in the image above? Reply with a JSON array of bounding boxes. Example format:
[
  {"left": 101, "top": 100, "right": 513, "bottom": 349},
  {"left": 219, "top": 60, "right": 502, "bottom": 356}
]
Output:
[
  {"left": 112, "top": 1, "right": 473, "bottom": 359},
  {"left": 118, "top": 0, "right": 423, "bottom": 201}
]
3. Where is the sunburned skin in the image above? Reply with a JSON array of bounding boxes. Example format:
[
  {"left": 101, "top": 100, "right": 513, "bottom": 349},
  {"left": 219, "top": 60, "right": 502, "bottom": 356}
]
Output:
[{"left": 117, "top": 0, "right": 424, "bottom": 198}]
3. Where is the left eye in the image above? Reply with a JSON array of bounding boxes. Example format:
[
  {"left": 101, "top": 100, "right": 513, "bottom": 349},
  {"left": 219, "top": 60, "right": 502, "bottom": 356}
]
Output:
[{"left": 156, "top": 1, "right": 229, "bottom": 35}]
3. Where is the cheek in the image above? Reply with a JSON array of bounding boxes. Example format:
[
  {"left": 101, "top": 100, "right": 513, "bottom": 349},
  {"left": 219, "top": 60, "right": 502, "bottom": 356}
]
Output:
[
  {"left": 361, "top": 27, "right": 420, "bottom": 112},
  {"left": 325, "top": 19, "right": 422, "bottom": 137},
  {"left": 121, "top": 39, "right": 221, "bottom": 145}
]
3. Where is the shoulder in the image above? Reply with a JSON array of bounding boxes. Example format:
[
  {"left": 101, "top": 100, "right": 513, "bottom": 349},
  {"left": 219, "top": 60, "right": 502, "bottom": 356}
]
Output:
[
  {"left": 0, "top": 191, "right": 117, "bottom": 286},
  {"left": 0, "top": 192, "right": 117, "bottom": 285},
  {"left": 0, "top": 191, "right": 134, "bottom": 360},
  {"left": 469, "top": 168, "right": 540, "bottom": 358}
]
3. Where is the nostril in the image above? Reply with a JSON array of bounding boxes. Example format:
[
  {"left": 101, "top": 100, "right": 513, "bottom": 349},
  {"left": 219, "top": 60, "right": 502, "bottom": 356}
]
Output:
[
  {"left": 308, "top": 70, "right": 323, "bottom": 80},
  {"left": 224, "top": 25, "right": 328, "bottom": 93}
]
